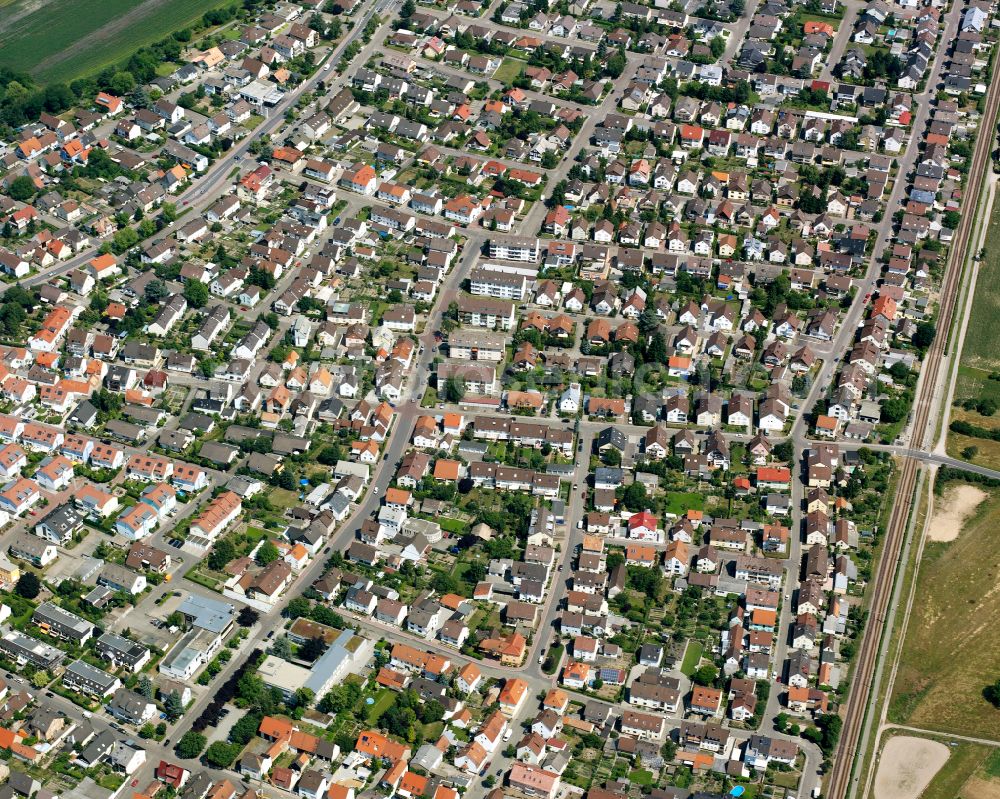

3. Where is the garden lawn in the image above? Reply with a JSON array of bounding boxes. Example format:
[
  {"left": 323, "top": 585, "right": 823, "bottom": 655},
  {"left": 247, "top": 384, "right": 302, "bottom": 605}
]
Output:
[
  {"left": 365, "top": 688, "right": 396, "bottom": 725},
  {"left": 665, "top": 491, "right": 705, "bottom": 516},
  {"left": 680, "top": 640, "right": 703, "bottom": 677},
  {"left": 493, "top": 57, "right": 524, "bottom": 84}
]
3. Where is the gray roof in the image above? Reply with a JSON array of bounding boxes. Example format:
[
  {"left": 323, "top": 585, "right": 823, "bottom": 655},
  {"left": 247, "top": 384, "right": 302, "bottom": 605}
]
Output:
[{"left": 178, "top": 593, "right": 235, "bottom": 633}]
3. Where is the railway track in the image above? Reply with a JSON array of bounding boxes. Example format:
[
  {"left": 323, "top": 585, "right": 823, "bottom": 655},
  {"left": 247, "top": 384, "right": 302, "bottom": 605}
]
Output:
[{"left": 824, "top": 45, "right": 1000, "bottom": 799}]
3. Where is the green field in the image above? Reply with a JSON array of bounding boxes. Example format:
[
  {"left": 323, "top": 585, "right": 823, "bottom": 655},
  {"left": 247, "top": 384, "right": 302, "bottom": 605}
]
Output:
[
  {"left": 957, "top": 200, "right": 1000, "bottom": 373},
  {"left": 888, "top": 484, "right": 1000, "bottom": 738},
  {"left": 0, "top": 0, "right": 232, "bottom": 84},
  {"left": 946, "top": 187, "right": 1000, "bottom": 466}
]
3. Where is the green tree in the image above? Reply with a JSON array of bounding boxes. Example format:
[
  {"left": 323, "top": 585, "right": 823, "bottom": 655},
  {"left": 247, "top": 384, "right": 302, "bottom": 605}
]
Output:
[
  {"left": 318, "top": 681, "right": 361, "bottom": 714},
  {"left": 164, "top": 691, "right": 185, "bottom": 721},
  {"left": 292, "top": 687, "right": 315, "bottom": 708},
  {"left": 271, "top": 636, "right": 293, "bottom": 659},
  {"left": 286, "top": 597, "right": 311, "bottom": 619},
  {"left": 204, "top": 741, "right": 241, "bottom": 768},
  {"left": 236, "top": 672, "right": 270, "bottom": 708},
  {"left": 942, "top": 210, "right": 961, "bottom": 230},
  {"left": 208, "top": 539, "right": 237, "bottom": 571},
  {"left": 112, "top": 227, "right": 140, "bottom": 253},
  {"left": 880, "top": 396, "right": 910, "bottom": 424},
  {"left": 15, "top": 572, "right": 40, "bottom": 599},
  {"left": 256, "top": 540, "right": 280, "bottom": 566},
  {"left": 175, "top": 731, "right": 206, "bottom": 760},
  {"left": 137, "top": 676, "right": 154, "bottom": 698},
  {"left": 985, "top": 680, "right": 1000, "bottom": 707},
  {"left": 432, "top": 571, "right": 459, "bottom": 594},
  {"left": 238, "top": 607, "right": 260, "bottom": 627},
  {"left": 300, "top": 636, "right": 327, "bottom": 662},
  {"left": 229, "top": 710, "right": 264, "bottom": 745},
  {"left": 772, "top": 441, "right": 794, "bottom": 463},
  {"left": 108, "top": 71, "right": 136, "bottom": 96},
  {"left": 145, "top": 279, "right": 168, "bottom": 303},
  {"left": 166, "top": 610, "right": 185, "bottom": 628},
  {"left": 184, "top": 279, "right": 209, "bottom": 308},
  {"left": 420, "top": 700, "right": 444, "bottom": 724},
  {"left": 691, "top": 664, "right": 719, "bottom": 686},
  {"left": 7, "top": 176, "right": 36, "bottom": 202},
  {"left": 913, "top": 321, "right": 936, "bottom": 350},
  {"left": 443, "top": 376, "right": 465, "bottom": 403},
  {"left": 621, "top": 481, "right": 647, "bottom": 511}
]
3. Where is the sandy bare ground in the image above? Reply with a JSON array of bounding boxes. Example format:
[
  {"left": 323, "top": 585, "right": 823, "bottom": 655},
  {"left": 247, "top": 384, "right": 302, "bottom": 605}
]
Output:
[
  {"left": 928, "top": 484, "right": 987, "bottom": 542},
  {"left": 874, "top": 736, "right": 950, "bottom": 799}
]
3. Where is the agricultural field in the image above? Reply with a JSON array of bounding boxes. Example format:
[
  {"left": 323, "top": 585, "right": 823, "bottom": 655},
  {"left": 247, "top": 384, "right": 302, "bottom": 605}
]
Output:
[
  {"left": 0, "top": 0, "right": 231, "bottom": 84},
  {"left": 888, "top": 481, "right": 1000, "bottom": 739}
]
